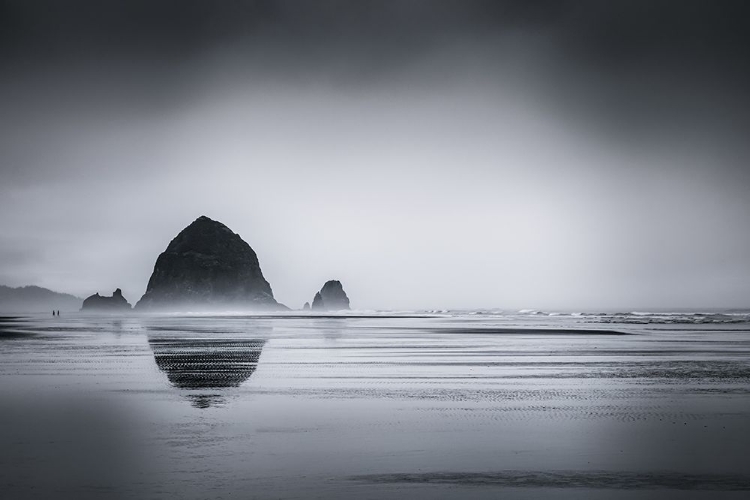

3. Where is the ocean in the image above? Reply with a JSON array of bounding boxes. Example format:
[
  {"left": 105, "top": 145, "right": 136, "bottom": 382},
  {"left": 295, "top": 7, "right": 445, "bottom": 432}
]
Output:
[{"left": 1, "top": 311, "right": 749, "bottom": 499}]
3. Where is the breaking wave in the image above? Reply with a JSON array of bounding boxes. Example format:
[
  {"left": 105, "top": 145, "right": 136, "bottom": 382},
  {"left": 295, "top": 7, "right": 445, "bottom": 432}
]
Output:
[{"left": 431, "top": 309, "right": 750, "bottom": 325}]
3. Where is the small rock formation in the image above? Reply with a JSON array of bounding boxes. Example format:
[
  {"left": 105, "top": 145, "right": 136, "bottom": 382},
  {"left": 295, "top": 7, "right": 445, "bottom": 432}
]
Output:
[
  {"left": 310, "top": 280, "right": 350, "bottom": 311},
  {"left": 135, "top": 216, "right": 282, "bottom": 311},
  {"left": 81, "top": 288, "right": 132, "bottom": 311},
  {"left": 302, "top": 302, "right": 310, "bottom": 311}
]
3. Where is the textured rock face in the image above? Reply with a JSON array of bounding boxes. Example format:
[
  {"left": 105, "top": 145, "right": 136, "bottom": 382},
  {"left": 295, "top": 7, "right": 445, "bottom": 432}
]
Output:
[
  {"left": 311, "top": 280, "right": 350, "bottom": 311},
  {"left": 311, "top": 292, "right": 323, "bottom": 309},
  {"left": 135, "top": 216, "right": 280, "bottom": 311},
  {"left": 81, "top": 288, "right": 132, "bottom": 311}
]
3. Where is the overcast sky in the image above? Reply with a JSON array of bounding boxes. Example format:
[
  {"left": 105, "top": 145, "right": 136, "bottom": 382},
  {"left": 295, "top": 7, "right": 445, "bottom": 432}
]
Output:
[{"left": 1, "top": 0, "right": 749, "bottom": 310}]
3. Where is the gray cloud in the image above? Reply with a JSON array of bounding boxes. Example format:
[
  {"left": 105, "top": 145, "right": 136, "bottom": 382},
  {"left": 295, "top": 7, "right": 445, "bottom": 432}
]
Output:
[{"left": 1, "top": 1, "right": 748, "bottom": 310}]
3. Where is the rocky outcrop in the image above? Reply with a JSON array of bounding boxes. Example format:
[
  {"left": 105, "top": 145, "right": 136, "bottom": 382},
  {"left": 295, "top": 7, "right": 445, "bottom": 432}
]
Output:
[
  {"left": 302, "top": 302, "right": 310, "bottom": 311},
  {"left": 135, "top": 216, "right": 282, "bottom": 311},
  {"left": 81, "top": 288, "right": 132, "bottom": 311},
  {"left": 310, "top": 280, "right": 350, "bottom": 311},
  {"left": 311, "top": 292, "right": 324, "bottom": 309}
]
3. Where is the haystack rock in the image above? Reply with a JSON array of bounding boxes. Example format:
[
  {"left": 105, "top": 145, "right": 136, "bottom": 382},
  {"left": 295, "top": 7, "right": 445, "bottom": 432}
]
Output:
[
  {"left": 311, "top": 280, "right": 350, "bottom": 311},
  {"left": 135, "top": 216, "right": 283, "bottom": 311},
  {"left": 302, "top": 302, "right": 310, "bottom": 311},
  {"left": 81, "top": 288, "right": 132, "bottom": 311}
]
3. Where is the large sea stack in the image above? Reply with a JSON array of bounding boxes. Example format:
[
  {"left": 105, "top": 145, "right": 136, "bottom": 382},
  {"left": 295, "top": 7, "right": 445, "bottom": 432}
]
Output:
[
  {"left": 135, "top": 216, "right": 281, "bottom": 311},
  {"left": 311, "top": 280, "right": 350, "bottom": 311},
  {"left": 81, "top": 288, "right": 132, "bottom": 311}
]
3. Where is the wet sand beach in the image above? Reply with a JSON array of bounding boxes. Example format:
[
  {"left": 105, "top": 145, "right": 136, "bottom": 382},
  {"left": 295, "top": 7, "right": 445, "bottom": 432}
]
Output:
[{"left": 1, "top": 312, "right": 749, "bottom": 499}]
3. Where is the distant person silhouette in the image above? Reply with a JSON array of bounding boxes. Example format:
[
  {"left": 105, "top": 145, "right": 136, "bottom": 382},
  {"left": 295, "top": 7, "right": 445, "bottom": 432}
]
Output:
[{"left": 56, "top": 310, "right": 60, "bottom": 316}]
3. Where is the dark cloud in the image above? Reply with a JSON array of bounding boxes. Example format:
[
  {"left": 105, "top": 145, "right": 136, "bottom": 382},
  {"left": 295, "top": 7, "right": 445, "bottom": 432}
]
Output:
[
  {"left": 4, "top": 1, "right": 748, "bottom": 136},
  {"left": 560, "top": 1, "right": 750, "bottom": 71},
  {"left": 0, "top": 1, "right": 748, "bottom": 308},
  {"left": 2, "top": 1, "right": 748, "bottom": 69}
]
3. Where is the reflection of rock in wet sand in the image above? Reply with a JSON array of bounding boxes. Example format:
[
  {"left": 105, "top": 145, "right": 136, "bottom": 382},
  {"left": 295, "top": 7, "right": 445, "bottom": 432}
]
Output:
[{"left": 148, "top": 337, "right": 266, "bottom": 407}]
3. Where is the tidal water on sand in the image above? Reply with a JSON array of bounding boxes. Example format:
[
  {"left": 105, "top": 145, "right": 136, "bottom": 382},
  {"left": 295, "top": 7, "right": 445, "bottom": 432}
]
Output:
[{"left": 1, "top": 312, "right": 749, "bottom": 499}]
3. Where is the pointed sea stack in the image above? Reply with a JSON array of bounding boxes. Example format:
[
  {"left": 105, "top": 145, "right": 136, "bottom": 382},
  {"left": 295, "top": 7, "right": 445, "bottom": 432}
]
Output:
[
  {"left": 135, "top": 216, "right": 281, "bottom": 311},
  {"left": 311, "top": 280, "right": 350, "bottom": 311},
  {"left": 81, "top": 288, "right": 132, "bottom": 311}
]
